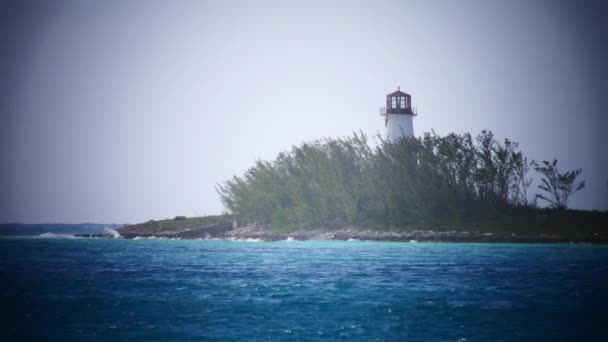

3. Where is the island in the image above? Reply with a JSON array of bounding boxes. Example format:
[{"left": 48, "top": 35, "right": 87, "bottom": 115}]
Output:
[
  {"left": 112, "top": 129, "right": 607, "bottom": 244},
  {"left": 114, "top": 210, "right": 607, "bottom": 243}
]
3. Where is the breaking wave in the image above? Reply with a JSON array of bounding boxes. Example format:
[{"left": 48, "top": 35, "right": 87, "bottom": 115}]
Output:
[
  {"left": 39, "top": 232, "right": 76, "bottom": 239},
  {"left": 103, "top": 228, "right": 123, "bottom": 239}
]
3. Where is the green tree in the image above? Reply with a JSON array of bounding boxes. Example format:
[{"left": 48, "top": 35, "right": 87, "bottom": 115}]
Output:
[
  {"left": 532, "top": 159, "right": 585, "bottom": 210},
  {"left": 217, "top": 131, "right": 583, "bottom": 231},
  {"left": 512, "top": 155, "right": 533, "bottom": 206}
]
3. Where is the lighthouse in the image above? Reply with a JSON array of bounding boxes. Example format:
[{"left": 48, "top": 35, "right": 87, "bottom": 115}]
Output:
[{"left": 381, "top": 87, "right": 417, "bottom": 142}]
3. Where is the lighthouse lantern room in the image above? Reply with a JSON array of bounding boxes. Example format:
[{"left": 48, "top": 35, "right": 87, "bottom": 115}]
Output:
[{"left": 381, "top": 87, "right": 417, "bottom": 142}]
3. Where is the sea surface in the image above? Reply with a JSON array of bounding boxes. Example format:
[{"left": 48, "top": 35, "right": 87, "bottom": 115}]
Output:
[{"left": 1, "top": 237, "right": 607, "bottom": 341}]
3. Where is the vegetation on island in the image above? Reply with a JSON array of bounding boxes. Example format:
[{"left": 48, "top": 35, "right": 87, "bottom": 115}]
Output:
[
  {"left": 217, "top": 131, "right": 597, "bottom": 233},
  {"left": 533, "top": 159, "right": 586, "bottom": 210}
]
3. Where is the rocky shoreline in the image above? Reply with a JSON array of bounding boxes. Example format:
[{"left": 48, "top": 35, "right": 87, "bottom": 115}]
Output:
[{"left": 77, "top": 223, "right": 608, "bottom": 244}]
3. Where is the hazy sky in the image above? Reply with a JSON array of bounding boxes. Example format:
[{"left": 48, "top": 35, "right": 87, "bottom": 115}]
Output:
[{"left": 1, "top": 0, "right": 607, "bottom": 223}]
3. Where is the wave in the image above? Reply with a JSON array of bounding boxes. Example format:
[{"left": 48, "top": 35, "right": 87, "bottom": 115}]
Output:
[
  {"left": 226, "top": 237, "right": 263, "bottom": 242},
  {"left": 103, "top": 228, "right": 123, "bottom": 239},
  {"left": 39, "top": 232, "right": 76, "bottom": 239},
  {"left": 132, "top": 236, "right": 178, "bottom": 240}
]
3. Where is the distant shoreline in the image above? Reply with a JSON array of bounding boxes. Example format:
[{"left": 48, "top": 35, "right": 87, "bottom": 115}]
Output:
[
  {"left": 110, "top": 215, "right": 608, "bottom": 244},
  {"left": 76, "top": 229, "right": 608, "bottom": 244},
  {"left": 6, "top": 211, "right": 606, "bottom": 243}
]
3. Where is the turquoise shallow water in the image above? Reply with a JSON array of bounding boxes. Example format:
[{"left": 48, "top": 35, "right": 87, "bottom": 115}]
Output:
[{"left": 1, "top": 237, "right": 607, "bottom": 341}]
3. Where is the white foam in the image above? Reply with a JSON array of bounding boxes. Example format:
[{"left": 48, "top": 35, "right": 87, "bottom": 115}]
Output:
[
  {"left": 226, "top": 237, "right": 263, "bottom": 242},
  {"left": 103, "top": 228, "right": 123, "bottom": 239},
  {"left": 286, "top": 236, "right": 295, "bottom": 242},
  {"left": 39, "top": 232, "right": 76, "bottom": 239}
]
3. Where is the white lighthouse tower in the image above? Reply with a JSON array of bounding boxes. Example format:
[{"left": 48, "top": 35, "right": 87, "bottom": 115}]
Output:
[{"left": 381, "top": 87, "right": 417, "bottom": 142}]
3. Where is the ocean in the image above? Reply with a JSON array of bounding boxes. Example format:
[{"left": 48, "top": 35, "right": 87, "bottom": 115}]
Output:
[{"left": 1, "top": 236, "right": 607, "bottom": 341}]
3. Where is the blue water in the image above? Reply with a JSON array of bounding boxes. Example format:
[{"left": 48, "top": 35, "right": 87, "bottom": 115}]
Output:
[{"left": 1, "top": 238, "right": 607, "bottom": 341}]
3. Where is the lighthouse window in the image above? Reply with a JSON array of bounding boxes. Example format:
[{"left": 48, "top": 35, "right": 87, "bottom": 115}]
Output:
[
  {"left": 391, "top": 97, "right": 397, "bottom": 108},
  {"left": 400, "top": 97, "right": 406, "bottom": 109}
]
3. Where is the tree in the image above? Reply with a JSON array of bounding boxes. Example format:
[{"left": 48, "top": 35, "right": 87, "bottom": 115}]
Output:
[
  {"left": 532, "top": 159, "right": 585, "bottom": 210},
  {"left": 512, "top": 154, "right": 533, "bottom": 206},
  {"left": 217, "top": 131, "right": 585, "bottom": 230}
]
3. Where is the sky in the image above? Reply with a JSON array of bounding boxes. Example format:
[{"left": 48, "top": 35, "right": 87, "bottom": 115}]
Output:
[{"left": 1, "top": 0, "right": 607, "bottom": 223}]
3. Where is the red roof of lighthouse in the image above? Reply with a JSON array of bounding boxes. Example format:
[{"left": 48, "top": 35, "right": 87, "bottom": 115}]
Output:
[
  {"left": 387, "top": 87, "right": 410, "bottom": 97},
  {"left": 385, "top": 87, "right": 415, "bottom": 116}
]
